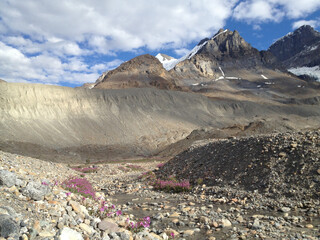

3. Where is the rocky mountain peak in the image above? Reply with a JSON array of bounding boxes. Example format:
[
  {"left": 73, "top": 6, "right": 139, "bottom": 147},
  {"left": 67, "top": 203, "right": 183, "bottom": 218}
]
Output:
[
  {"left": 269, "top": 25, "right": 320, "bottom": 62},
  {"left": 94, "top": 54, "right": 182, "bottom": 90},
  {"left": 197, "top": 29, "right": 254, "bottom": 58}
]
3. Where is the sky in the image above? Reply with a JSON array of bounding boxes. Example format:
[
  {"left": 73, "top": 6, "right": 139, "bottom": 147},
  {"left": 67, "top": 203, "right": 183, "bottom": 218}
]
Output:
[{"left": 0, "top": 0, "right": 320, "bottom": 87}]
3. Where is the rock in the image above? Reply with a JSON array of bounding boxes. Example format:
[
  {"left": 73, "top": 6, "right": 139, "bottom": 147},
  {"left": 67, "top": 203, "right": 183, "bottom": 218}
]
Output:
[
  {"left": 252, "top": 218, "right": 260, "bottom": 229},
  {"left": 200, "top": 216, "right": 210, "bottom": 224},
  {"left": 22, "top": 181, "right": 51, "bottom": 201},
  {"left": 220, "top": 218, "right": 232, "bottom": 228},
  {"left": 0, "top": 214, "right": 19, "bottom": 238},
  {"left": 183, "top": 230, "right": 195, "bottom": 236},
  {"left": 153, "top": 213, "right": 164, "bottom": 220},
  {"left": 98, "top": 220, "right": 119, "bottom": 232},
  {"left": 0, "top": 170, "right": 17, "bottom": 187},
  {"left": 169, "top": 212, "right": 180, "bottom": 218},
  {"left": 69, "top": 200, "right": 82, "bottom": 214},
  {"left": 59, "top": 227, "right": 83, "bottom": 240},
  {"left": 159, "top": 233, "right": 168, "bottom": 240},
  {"left": 79, "top": 223, "right": 94, "bottom": 235},
  {"left": 0, "top": 206, "right": 16, "bottom": 216},
  {"left": 305, "top": 224, "right": 313, "bottom": 229},
  {"left": 280, "top": 207, "right": 291, "bottom": 213},
  {"left": 118, "top": 230, "right": 132, "bottom": 240},
  {"left": 38, "top": 230, "right": 56, "bottom": 237},
  {"left": 164, "top": 229, "right": 179, "bottom": 238},
  {"left": 279, "top": 152, "right": 287, "bottom": 158},
  {"left": 317, "top": 169, "right": 320, "bottom": 175}
]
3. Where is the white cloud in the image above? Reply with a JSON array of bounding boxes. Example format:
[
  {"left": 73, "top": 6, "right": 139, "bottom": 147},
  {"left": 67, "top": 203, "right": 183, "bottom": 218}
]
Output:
[
  {"left": 0, "top": 41, "right": 120, "bottom": 85},
  {"left": 292, "top": 20, "right": 320, "bottom": 29},
  {"left": 174, "top": 48, "right": 191, "bottom": 57},
  {"left": 0, "top": 0, "right": 237, "bottom": 52},
  {"left": 233, "top": 0, "right": 284, "bottom": 23},
  {"left": 233, "top": 0, "right": 320, "bottom": 23}
]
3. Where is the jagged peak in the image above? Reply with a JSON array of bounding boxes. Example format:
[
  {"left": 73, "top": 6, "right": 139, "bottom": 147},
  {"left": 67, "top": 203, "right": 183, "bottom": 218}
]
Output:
[{"left": 270, "top": 25, "right": 320, "bottom": 48}]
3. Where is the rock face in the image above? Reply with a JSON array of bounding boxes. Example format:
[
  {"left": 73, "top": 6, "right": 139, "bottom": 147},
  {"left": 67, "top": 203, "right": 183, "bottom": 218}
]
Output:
[
  {"left": 94, "top": 54, "right": 182, "bottom": 90},
  {"left": 172, "top": 29, "right": 279, "bottom": 83},
  {"left": 268, "top": 25, "right": 320, "bottom": 81}
]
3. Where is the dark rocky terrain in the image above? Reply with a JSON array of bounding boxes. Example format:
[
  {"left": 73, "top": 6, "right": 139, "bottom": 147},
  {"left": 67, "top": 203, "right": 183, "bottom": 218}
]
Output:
[{"left": 156, "top": 130, "right": 320, "bottom": 200}]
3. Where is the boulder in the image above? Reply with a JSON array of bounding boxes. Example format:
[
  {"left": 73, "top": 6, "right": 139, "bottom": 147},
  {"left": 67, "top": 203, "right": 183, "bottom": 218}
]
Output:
[
  {"left": 0, "top": 170, "right": 17, "bottom": 187},
  {"left": 22, "top": 181, "right": 51, "bottom": 201},
  {"left": 0, "top": 214, "right": 19, "bottom": 238}
]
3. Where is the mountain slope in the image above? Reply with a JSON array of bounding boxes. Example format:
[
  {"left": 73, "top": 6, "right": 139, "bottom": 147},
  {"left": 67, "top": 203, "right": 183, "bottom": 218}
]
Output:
[
  {"left": 94, "top": 54, "right": 183, "bottom": 90},
  {"left": 1, "top": 81, "right": 319, "bottom": 163},
  {"left": 268, "top": 25, "right": 320, "bottom": 81}
]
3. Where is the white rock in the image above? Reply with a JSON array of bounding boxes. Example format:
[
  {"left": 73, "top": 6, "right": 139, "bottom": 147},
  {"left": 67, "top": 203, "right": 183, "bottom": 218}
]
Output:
[{"left": 59, "top": 227, "right": 83, "bottom": 240}]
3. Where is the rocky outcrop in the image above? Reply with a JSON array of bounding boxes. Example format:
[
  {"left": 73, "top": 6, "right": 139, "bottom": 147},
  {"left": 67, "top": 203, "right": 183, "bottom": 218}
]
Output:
[
  {"left": 269, "top": 25, "right": 320, "bottom": 65},
  {"left": 94, "top": 54, "right": 182, "bottom": 90},
  {"left": 268, "top": 25, "right": 320, "bottom": 80},
  {"left": 172, "top": 29, "right": 280, "bottom": 83}
]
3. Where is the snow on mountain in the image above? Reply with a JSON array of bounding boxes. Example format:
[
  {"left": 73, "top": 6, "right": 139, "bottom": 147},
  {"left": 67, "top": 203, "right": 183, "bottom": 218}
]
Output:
[
  {"left": 155, "top": 53, "right": 179, "bottom": 71},
  {"left": 288, "top": 66, "right": 320, "bottom": 82},
  {"left": 156, "top": 29, "right": 228, "bottom": 71}
]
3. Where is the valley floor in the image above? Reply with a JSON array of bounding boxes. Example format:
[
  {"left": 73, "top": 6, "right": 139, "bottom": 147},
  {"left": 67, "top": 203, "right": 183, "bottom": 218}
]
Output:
[{"left": 0, "top": 133, "right": 319, "bottom": 240}]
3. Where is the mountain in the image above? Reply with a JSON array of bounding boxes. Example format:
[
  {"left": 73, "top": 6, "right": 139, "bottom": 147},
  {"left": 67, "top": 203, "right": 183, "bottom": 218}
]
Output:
[
  {"left": 90, "top": 28, "right": 320, "bottom": 105},
  {"left": 94, "top": 54, "right": 183, "bottom": 90},
  {"left": 269, "top": 25, "right": 320, "bottom": 81},
  {"left": 170, "top": 29, "right": 280, "bottom": 84}
]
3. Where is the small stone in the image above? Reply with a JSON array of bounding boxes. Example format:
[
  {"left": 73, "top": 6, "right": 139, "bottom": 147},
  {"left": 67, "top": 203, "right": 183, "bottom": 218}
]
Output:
[
  {"left": 317, "top": 169, "right": 320, "bottom": 175},
  {"left": 69, "top": 200, "right": 82, "bottom": 214},
  {"left": 57, "top": 222, "right": 64, "bottom": 229},
  {"left": 169, "top": 212, "right": 180, "bottom": 218},
  {"left": 183, "top": 230, "right": 194, "bottom": 236},
  {"left": 252, "top": 219, "right": 260, "bottom": 229},
  {"left": 306, "top": 224, "right": 313, "bottom": 229},
  {"left": 280, "top": 207, "right": 291, "bottom": 213},
  {"left": 220, "top": 219, "right": 232, "bottom": 228},
  {"left": 291, "top": 143, "right": 298, "bottom": 148},
  {"left": 21, "top": 234, "right": 28, "bottom": 240},
  {"left": 59, "top": 227, "right": 83, "bottom": 240},
  {"left": 165, "top": 229, "right": 179, "bottom": 238},
  {"left": 79, "top": 223, "right": 94, "bottom": 235},
  {"left": 171, "top": 219, "right": 179, "bottom": 224},
  {"left": 279, "top": 152, "right": 287, "bottom": 158},
  {"left": 98, "top": 220, "right": 119, "bottom": 232},
  {"left": 200, "top": 216, "right": 210, "bottom": 224},
  {"left": 38, "top": 230, "right": 56, "bottom": 237}
]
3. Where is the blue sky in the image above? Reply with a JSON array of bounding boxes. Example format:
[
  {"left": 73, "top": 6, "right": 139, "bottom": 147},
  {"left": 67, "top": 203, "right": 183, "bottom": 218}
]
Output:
[{"left": 0, "top": 0, "right": 319, "bottom": 87}]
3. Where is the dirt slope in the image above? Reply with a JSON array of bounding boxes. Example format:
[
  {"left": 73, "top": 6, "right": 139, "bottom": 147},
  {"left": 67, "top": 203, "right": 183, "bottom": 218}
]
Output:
[{"left": 1, "top": 81, "right": 320, "bottom": 163}]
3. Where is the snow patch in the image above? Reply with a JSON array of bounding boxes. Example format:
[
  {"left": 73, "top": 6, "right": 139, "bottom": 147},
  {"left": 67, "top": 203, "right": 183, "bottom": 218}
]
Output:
[
  {"left": 288, "top": 66, "right": 320, "bottom": 81},
  {"left": 219, "top": 67, "right": 225, "bottom": 77},
  {"left": 261, "top": 74, "right": 268, "bottom": 79},
  {"left": 157, "top": 29, "right": 229, "bottom": 71},
  {"left": 155, "top": 53, "right": 179, "bottom": 71}
]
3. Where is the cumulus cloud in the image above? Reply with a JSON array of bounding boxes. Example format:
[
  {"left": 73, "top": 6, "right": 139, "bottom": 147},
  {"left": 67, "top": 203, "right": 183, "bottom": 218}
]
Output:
[
  {"left": 233, "top": 0, "right": 320, "bottom": 23},
  {"left": 292, "top": 19, "right": 320, "bottom": 29},
  {"left": 0, "top": 41, "right": 122, "bottom": 85},
  {"left": 0, "top": 0, "right": 236, "bottom": 52},
  {"left": 0, "top": 0, "right": 238, "bottom": 85},
  {"left": 174, "top": 48, "right": 191, "bottom": 57}
]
